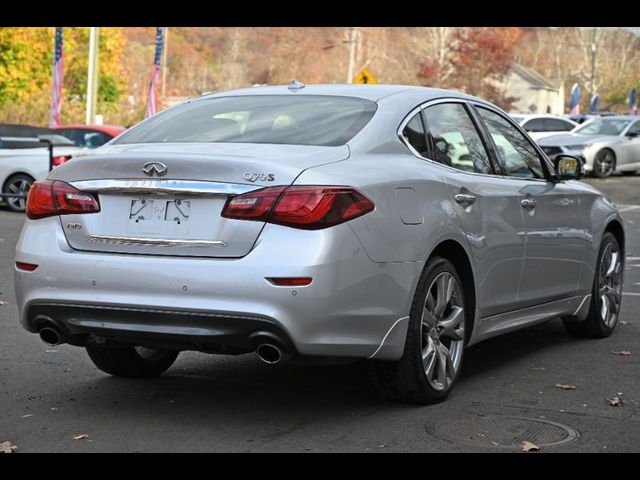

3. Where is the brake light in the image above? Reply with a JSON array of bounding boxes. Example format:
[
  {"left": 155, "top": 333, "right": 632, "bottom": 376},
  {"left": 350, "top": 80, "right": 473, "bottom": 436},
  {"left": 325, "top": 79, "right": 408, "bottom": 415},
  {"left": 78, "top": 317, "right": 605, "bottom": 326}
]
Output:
[
  {"left": 222, "top": 186, "right": 374, "bottom": 230},
  {"left": 267, "top": 277, "right": 312, "bottom": 286},
  {"left": 15, "top": 262, "right": 39, "bottom": 272},
  {"left": 52, "top": 155, "right": 72, "bottom": 166},
  {"left": 26, "top": 180, "right": 100, "bottom": 220}
]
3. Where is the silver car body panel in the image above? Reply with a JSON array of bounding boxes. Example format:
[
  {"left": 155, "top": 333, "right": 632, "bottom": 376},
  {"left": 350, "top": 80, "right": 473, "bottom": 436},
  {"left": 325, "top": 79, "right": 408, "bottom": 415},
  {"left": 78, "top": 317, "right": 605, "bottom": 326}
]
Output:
[{"left": 14, "top": 84, "right": 625, "bottom": 360}]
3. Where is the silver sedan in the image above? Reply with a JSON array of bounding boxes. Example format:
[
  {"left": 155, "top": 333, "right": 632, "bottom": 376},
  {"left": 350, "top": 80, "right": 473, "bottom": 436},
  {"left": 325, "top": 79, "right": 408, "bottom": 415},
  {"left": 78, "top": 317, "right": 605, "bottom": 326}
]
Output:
[
  {"left": 537, "top": 115, "right": 640, "bottom": 177},
  {"left": 14, "top": 84, "right": 625, "bottom": 404}
]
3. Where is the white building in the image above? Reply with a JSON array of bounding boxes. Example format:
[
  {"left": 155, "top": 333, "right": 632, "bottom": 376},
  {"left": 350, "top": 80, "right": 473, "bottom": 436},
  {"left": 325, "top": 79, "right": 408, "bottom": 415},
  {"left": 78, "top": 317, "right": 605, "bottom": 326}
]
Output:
[{"left": 504, "top": 64, "right": 564, "bottom": 115}]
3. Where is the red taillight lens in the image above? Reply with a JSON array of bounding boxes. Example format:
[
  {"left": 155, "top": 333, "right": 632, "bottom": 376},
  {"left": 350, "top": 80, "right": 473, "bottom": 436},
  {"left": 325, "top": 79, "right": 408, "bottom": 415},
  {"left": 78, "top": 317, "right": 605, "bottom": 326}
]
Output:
[
  {"left": 267, "top": 277, "right": 312, "bottom": 286},
  {"left": 222, "top": 186, "right": 374, "bottom": 230},
  {"left": 15, "top": 262, "right": 39, "bottom": 272},
  {"left": 26, "top": 180, "right": 100, "bottom": 220},
  {"left": 52, "top": 155, "right": 72, "bottom": 166}
]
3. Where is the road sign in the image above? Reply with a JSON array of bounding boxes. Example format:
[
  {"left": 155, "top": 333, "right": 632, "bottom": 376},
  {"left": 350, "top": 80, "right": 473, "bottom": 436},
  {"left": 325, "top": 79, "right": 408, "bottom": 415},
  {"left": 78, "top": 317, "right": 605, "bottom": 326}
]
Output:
[{"left": 353, "top": 68, "right": 377, "bottom": 84}]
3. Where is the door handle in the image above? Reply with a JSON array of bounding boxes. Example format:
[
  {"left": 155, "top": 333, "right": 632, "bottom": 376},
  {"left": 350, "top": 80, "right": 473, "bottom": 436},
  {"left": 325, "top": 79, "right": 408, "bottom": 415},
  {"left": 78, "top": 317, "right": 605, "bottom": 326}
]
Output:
[
  {"left": 521, "top": 198, "right": 537, "bottom": 210},
  {"left": 454, "top": 193, "right": 477, "bottom": 205}
]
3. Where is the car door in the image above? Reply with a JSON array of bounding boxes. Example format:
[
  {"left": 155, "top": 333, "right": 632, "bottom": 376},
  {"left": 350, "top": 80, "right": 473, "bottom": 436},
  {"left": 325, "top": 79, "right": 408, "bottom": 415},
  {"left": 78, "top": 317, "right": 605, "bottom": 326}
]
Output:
[
  {"left": 473, "top": 105, "right": 586, "bottom": 305},
  {"left": 418, "top": 100, "right": 526, "bottom": 317},
  {"left": 617, "top": 120, "right": 640, "bottom": 167}
]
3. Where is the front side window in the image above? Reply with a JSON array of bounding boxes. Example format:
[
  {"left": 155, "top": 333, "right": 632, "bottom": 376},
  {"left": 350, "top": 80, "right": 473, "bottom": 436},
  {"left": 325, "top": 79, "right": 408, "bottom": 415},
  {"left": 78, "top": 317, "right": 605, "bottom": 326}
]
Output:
[
  {"left": 476, "top": 107, "right": 546, "bottom": 179},
  {"left": 115, "top": 95, "right": 377, "bottom": 147},
  {"left": 401, "top": 112, "right": 428, "bottom": 157},
  {"left": 625, "top": 121, "right": 640, "bottom": 136},
  {"left": 422, "top": 103, "right": 492, "bottom": 174}
]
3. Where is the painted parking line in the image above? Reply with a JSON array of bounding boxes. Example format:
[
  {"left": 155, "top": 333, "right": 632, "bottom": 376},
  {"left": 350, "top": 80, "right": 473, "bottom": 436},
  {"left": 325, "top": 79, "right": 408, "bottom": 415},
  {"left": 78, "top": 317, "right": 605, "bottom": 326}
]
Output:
[
  {"left": 623, "top": 292, "right": 640, "bottom": 296},
  {"left": 616, "top": 205, "right": 640, "bottom": 212}
]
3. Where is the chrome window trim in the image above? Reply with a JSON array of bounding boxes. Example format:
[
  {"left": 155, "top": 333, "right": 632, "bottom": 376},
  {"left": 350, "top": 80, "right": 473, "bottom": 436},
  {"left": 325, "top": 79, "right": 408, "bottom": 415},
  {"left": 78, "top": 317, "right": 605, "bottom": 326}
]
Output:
[
  {"left": 396, "top": 97, "right": 550, "bottom": 183},
  {"left": 85, "top": 235, "right": 228, "bottom": 248},
  {"left": 69, "top": 179, "right": 261, "bottom": 196}
]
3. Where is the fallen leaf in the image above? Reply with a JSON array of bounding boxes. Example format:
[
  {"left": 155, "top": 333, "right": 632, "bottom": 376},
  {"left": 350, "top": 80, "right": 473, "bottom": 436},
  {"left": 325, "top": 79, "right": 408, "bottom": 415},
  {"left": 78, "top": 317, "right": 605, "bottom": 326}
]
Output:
[
  {"left": 620, "top": 321, "right": 630, "bottom": 325},
  {"left": 45, "top": 350, "right": 58, "bottom": 353},
  {"left": 21, "top": 414, "right": 34, "bottom": 418},
  {"left": 555, "top": 383, "right": 576, "bottom": 390},
  {"left": 0, "top": 441, "right": 17, "bottom": 453},
  {"left": 613, "top": 351, "right": 632, "bottom": 356},
  {"left": 378, "top": 444, "right": 386, "bottom": 448},
  {"left": 72, "top": 434, "right": 89, "bottom": 440},
  {"left": 608, "top": 393, "right": 624, "bottom": 407},
  {"left": 491, "top": 441, "right": 499, "bottom": 446},
  {"left": 0, "top": 300, "right": 7, "bottom": 306},
  {"left": 522, "top": 441, "right": 539, "bottom": 452}
]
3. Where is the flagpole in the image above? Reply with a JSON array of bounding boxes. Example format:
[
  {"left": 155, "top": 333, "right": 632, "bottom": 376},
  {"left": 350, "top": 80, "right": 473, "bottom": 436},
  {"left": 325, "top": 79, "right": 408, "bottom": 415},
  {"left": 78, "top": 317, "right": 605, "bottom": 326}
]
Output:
[
  {"left": 161, "top": 27, "right": 169, "bottom": 98},
  {"left": 85, "top": 27, "right": 100, "bottom": 125}
]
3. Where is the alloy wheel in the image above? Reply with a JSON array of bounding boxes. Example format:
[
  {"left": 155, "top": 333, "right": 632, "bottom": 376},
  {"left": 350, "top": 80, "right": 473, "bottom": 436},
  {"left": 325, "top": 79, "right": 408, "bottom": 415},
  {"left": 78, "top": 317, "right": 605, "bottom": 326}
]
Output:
[
  {"left": 598, "top": 242, "right": 623, "bottom": 328},
  {"left": 596, "top": 151, "right": 615, "bottom": 177},
  {"left": 5, "top": 177, "right": 32, "bottom": 211},
  {"left": 420, "top": 272, "right": 465, "bottom": 391}
]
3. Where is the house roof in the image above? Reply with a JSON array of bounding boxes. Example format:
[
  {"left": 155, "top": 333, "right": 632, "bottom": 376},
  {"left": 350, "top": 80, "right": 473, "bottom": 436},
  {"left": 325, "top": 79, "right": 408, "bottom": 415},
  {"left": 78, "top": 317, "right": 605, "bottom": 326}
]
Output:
[{"left": 512, "top": 64, "right": 560, "bottom": 91}]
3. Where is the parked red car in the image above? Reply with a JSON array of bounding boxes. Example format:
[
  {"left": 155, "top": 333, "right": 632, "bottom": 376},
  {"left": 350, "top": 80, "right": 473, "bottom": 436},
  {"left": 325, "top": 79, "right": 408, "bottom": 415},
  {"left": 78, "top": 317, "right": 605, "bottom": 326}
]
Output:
[{"left": 53, "top": 125, "right": 126, "bottom": 149}]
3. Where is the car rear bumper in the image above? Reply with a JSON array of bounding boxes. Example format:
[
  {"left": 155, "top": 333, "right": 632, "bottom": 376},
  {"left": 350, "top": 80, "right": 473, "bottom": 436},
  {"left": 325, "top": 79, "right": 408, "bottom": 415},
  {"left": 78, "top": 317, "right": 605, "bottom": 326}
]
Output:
[{"left": 15, "top": 216, "right": 422, "bottom": 360}]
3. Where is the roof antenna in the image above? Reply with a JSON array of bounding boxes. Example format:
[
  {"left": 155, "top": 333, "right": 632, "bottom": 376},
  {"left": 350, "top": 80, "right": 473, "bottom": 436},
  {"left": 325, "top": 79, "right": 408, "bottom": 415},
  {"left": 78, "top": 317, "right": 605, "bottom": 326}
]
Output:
[{"left": 288, "top": 80, "right": 306, "bottom": 91}]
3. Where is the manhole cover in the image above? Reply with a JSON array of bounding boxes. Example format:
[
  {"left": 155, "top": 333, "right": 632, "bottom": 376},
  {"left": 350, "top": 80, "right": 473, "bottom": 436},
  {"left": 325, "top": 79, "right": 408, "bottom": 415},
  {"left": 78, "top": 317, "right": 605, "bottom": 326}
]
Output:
[{"left": 432, "top": 415, "right": 578, "bottom": 448}]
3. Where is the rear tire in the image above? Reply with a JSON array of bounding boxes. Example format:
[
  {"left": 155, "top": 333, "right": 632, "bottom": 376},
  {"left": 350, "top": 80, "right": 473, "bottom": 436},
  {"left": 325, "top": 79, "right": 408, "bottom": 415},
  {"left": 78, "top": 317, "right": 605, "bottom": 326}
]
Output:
[
  {"left": 86, "top": 345, "right": 179, "bottom": 378},
  {"left": 2, "top": 173, "right": 34, "bottom": 212},
  {"left": 563, "top": 232, "right": 622, "bottom": 338},
  {"left": 371, "top": 257, "right": 466, "bottom": 404}
]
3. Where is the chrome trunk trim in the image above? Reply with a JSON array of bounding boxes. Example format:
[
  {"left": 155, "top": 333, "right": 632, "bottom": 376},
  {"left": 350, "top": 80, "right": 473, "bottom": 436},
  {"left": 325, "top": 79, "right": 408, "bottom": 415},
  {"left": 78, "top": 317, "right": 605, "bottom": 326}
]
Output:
[
  {"left": 70, "top": 179, "right": 260, "bottom": 196},
  {"left": 85, "top": 235, "right": 228, "bottom": 248}
]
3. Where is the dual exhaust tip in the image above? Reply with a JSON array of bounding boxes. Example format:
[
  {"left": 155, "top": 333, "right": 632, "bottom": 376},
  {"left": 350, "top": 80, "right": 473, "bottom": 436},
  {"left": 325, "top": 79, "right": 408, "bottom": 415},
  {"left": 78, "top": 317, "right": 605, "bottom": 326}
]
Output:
[{"left": 37, "top": 319, "right": 291, "bottom": 364}]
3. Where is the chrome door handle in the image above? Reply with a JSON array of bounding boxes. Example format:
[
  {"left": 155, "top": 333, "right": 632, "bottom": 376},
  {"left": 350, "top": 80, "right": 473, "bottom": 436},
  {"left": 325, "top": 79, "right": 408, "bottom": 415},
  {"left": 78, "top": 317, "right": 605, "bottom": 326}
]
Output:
[
  {"left": 454, "top": 193, "right": 477, "bottom": 205},
  {"left": 521, "top": 198, "right": 537, "bottom": 210}
]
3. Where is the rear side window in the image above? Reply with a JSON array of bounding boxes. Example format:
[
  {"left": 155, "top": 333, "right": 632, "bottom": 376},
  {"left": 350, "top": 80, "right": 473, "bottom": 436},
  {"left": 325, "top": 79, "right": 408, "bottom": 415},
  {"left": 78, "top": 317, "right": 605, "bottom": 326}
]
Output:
[
  {"left": 545, "top": 118, "right": 574, "bottom": 132},
  {"left": 115, "top": 95, "right": 377, "bottom": 147},
  {"left": 422, "top": 103, "right": 492, "bottom": 174},
  {"left": 401, "top": 113, "right": 428, "bottom": 157},
  {"left": 522, "top": 118, "right": 545, "bottom": 132}
]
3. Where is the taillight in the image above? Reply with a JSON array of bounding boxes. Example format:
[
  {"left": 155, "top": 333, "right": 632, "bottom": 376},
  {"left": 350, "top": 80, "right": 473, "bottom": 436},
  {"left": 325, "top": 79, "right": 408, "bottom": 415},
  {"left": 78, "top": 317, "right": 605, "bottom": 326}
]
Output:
[
  {"left": 26, "top": 180, "right": 100, "bottom": 220},
  {"left": 52, "top": 155, "right": 72, "bottom": 166},
  {"left": 222, "top": 186, "right": 374, "bottom": 230}
]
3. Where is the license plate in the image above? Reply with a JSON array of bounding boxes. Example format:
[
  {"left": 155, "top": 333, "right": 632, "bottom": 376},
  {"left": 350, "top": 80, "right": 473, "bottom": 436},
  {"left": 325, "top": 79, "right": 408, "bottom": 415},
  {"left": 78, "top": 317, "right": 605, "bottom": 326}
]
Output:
[{"left": 128, "top": 198, "right": 191, "bottom": 234}]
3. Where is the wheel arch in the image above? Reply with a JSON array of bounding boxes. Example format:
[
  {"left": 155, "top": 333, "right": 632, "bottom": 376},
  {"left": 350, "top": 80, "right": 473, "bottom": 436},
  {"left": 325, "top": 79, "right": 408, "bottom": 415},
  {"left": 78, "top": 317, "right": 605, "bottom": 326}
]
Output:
[
  {"left": 605, "top": 219, "right": 625, "bottom": 258},
  {"left": 429, "top": 239, "right": 477, "bottom": 343},
  {"left": 2, "top": 171, "right": 35, "bottom": 192}
]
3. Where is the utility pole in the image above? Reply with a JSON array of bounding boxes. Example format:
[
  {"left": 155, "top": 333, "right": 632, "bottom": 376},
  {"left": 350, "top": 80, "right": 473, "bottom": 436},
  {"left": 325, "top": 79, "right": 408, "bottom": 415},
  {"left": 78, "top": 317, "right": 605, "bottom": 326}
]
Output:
[
  {"left": 161, "top": 27, "right": 169, "bottom": 98},
  {"left": 589, "top": 27, "right": 597, "bottom": 100},
  {"left": 346, "top": 27, "right": 357, "bottom": 84},
  {"left": 85, "top": 27, "right": 100, "bottom": 125}
]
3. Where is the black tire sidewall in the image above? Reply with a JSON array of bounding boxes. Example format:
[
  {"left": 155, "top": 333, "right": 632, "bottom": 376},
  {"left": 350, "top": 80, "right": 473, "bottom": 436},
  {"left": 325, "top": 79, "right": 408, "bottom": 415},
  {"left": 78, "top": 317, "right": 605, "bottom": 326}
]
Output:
[
  {"left": 589, "top": 232, "right": 622, "bottom": 335},
  {"left": 406, "top": 257, "right": 466, "bottom": 400},
  {"left": 594, "top": 150, "right": 615, "bottom": 178}
]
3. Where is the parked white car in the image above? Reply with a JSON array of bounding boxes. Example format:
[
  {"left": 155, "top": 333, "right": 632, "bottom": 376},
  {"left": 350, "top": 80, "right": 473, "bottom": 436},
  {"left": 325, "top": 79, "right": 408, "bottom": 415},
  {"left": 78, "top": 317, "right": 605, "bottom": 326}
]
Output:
[
  {"left": 510, "top": 114, "right": 578, "bottom": 141},
  {"left": 1, "top": 135, "right": 85, "bottom": 212}
]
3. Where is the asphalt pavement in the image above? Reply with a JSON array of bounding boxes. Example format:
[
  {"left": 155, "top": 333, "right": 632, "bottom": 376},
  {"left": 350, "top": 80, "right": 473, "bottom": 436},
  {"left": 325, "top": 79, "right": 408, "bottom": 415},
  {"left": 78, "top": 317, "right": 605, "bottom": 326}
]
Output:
[{"left": 1, "top": 176, "right": 639, "bottom": 452}]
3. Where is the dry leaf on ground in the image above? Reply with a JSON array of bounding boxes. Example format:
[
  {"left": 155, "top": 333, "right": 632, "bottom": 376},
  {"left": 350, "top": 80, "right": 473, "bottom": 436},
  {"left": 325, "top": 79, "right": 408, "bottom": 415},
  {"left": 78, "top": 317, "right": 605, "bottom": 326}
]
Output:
[
  {"left": 72, "top": 434, "right": 89, "bottom": 440},
  {"left": 555, "top": 383, "right": 576, "bottom": 390},
  {"left": 0, "top": 300, "right": 8, "bottom": 306},
  {"left": 0, "top": 441, "right": 17, "bottom": 453},
  {"left": 608, "top": 393, "right": 624, "bottom": 407},
  {"left": 522, "top": 441, "right": 539, "bottom": 452},
  {"left": 620, "top": 321, "right": 630, "bottom": 325},
  {"left": 613, "top": 351, "right": 632, "bottom": 356}
]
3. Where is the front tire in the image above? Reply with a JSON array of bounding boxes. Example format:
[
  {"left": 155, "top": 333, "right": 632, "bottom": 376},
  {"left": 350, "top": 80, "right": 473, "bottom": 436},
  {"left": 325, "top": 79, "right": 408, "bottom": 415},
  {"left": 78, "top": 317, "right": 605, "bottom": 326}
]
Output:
[
  {"left": 371, "top": 257, "right": 466, "bottom": 404},
  {"left": 592, "top": 149, "right": 616, "bottom": 178},
  {"left": 86, "top": 345, "right": 179, "bottom": 378},
  {"left": 2, "top": 173, "right": 34, "bottom": 212},
  {"left": 563, "top": 232, "right": 623, "bottom": 338}
]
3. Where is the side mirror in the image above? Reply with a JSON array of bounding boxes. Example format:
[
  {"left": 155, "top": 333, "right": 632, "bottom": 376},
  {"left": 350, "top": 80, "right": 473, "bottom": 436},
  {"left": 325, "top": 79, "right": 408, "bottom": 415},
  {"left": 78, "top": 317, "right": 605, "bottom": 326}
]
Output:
[
  {"left": 626, "top": 131, "right": 639, "bottom": 138},
  {"left": 554, "top": 155, "right": 584, "bottom": 180}
]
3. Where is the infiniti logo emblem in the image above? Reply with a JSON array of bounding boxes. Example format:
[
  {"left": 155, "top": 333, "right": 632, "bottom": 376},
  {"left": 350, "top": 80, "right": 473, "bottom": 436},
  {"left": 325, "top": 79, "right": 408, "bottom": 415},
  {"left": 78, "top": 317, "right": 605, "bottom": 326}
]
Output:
[{"left": 142, "top": 161, "right": 168, "bottom": 177}]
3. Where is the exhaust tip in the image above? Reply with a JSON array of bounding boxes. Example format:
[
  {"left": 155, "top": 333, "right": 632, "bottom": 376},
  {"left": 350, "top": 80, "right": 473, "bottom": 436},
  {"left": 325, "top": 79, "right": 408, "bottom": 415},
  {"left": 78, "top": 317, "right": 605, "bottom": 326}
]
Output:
[
  {"left": 39, "top": 327, "right": 62, "bottom": 346},
  {"left": 256, "top": 344, "right": 283, "bottom": 364}
]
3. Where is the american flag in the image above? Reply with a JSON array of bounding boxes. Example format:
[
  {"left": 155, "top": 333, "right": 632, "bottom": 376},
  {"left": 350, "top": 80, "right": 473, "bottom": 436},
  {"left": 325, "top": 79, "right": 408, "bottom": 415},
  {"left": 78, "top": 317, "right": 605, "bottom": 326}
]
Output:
[
  {"left": 144, "top": 27, "right": 165, "bottom": 119},
  {"left": 49, "top": 27, "right": 64, "bottom": 128}
]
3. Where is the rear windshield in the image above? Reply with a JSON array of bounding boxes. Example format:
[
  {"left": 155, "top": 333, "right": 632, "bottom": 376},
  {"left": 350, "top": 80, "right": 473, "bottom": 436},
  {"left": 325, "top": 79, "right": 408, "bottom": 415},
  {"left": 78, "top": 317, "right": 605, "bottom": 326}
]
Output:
[{"left": 116, "top": 95, "right": 377, "bottom": 147}]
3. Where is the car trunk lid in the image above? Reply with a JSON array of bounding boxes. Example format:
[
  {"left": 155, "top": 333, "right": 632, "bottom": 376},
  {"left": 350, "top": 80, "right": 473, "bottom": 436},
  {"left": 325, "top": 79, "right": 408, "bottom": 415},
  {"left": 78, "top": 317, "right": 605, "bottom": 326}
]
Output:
[{"left": 49, "top": 143, "right": 349, "bottom": 258}]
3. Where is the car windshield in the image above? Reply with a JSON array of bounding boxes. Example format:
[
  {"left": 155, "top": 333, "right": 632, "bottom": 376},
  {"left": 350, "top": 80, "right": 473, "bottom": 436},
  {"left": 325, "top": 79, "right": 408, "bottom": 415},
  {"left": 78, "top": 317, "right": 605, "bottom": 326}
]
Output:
[
  {"left": 115, "top": 95, "right": 377, "bottom": 147},
  {"left": 574, "top": 118, "right": 632, "bottom": 136}
]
